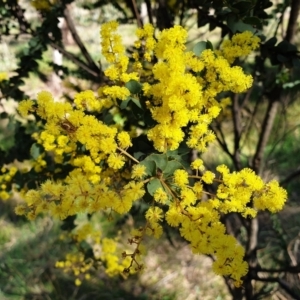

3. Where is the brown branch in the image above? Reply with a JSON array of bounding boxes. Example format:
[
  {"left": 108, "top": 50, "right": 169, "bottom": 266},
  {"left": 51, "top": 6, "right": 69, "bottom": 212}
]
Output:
[
  {"left": 144, "top": 0, "right": 154, "bottom": 24},
  {"left": 281, "top": 168, "right": 300, "bottom": 185},
  {"left": 252, "top": 0, "right": 298, "bottom": 175},
  {"left": 252, "top": 96, "right": 280, "bottom": 175},
  {"left": 240, "top": 93, "right": 261, "bottom": 154},
  {"left": 244, "top": 218, "right": 259, "bottom": 299},
  {"left": 131, "top": 0, "right": 143, "bottom": 27},
  {"left": 251, "top": 264, "right": 300, "bottom": 274},
  {"left": 49, "top": 41, "right": 100, "bottom": 79},
  {"left": 211, "top": 123, "right": 234, "bottom": 161},
  {"left": 240, "top": 85, "right": 253, "bottom": 110},
  {"left": 285, "top": 0, "right": 300, "bottom": 43},
  {"left": 63, "top": 5, "right": 101, "bottom": 74},
  {"left": 157, "top": 0, "right": 173, "bottom": 30},
  {"left": 232, "top": 93, "right": 242, "bottom": 170},
  {"left": 252, "top": 276, "right": 300, "bottom": 300}
]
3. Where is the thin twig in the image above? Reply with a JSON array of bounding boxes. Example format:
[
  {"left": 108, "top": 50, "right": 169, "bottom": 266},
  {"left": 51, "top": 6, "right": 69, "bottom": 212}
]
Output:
[
  {"left": 144, "top": 0, "right": 153, "bottom": 24},
  {"left": 63, "top": 5, "right": 101, "bottom": 74},
  {"left": 232, "top": 93, "right": 242, "bottom": 170},
  {"left": 131, "top": 0, "right": 143, "bottom": 27},
  {"left": 285, "top": 0, "right": 300, "bottom": 43},
  {"left": 211, "top": 123, "right": 234, "bottom": 161},
  {"left": 281, "top": 168, "right": 300, "bottom": 185},
  {"left": 48, "top": 41, "right": 100, "bottom": 78}
]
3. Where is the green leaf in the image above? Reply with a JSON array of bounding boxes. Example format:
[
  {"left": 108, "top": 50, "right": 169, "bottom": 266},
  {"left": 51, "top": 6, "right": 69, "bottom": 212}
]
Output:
[
  {"left": 163, "top": 160, "right": 183, "bottom": 178},
  {"left": 232, "top": 1, "right": 252, "bottom": 14},
  {"left": 140, "top": 159, "right": 156, "bottom": 176},
  {"left": 292, "top": 58, "right": 300, "bottom": 68},
  {"left": 147, "top": 178, "right": 163, "bottom": 196},
  {"left": 125, "top": 80, "right": 142, "bottom": 94},
  {"left": 119, "top": 97, "right": 131, "bottom": 109},
  {"left": 243, "top": 16, "right": 262, "bottom": 26},
  {"left": 193, "top": 41, "right": 207, "bottom": 56},
  {"left": 131, "top": 102, "right": 144, "bottom": 119},
  {"left": 277, "top": 54, "right": 288, "bottom": 63},
  {"left": 30, "top": 143, "right": 42, "bottom": 160},
  {"left": 0, "top": 135, "right": 15, "bottom": 152},
  {"left": 276, "top": 40, "right": 297, "bottom": 53},
  {"left": 131, "top": 97, "right": 143, "bottom": 109},
  {"left": 134, "top": 151, "right": 145, "bottom": 160},
  {"left": 227, "top": 15, "right": 255, "bottom": 33},
  {"left": 206, "top": 40, "right": 214, "bottom": 51},
  {"left": 264, "top": 37, "right": 277, "bottom": 47},
  {"left": 150, "top": 153, "right": 168, "bottom": 171}
]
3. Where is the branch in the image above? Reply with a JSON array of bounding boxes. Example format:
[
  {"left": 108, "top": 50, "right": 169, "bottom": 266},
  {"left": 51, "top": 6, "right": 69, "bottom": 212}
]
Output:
[
  {"left": 131, "top": 0, "right": 143, "bottom": 27},
  {"left": 252, "top": 0, "right": 298, "bottom": 175},
  {"left": 285, "top": 0, "right": 300, "bottom": 43},
  {"left": 63, "top": 5, "right": 101, "bottom": 74},
  {"left": 251, "top": 265, "right": 300, "bottom": 274},
  {"left": 252, "top": 95, "right": 280, "bottom": 175},
  {"left": 281, "top": 168, "right": 300, "bottom": 185},
  {"left": 157, "top": 0, "right": 173, "bottom": 29},
  {"left": 240, "top": 93, "right": 260, "bottom": 155},
  {"left": 232, "top": 93, "right": 242, "bottom": 170},
  {"left": 48, "top": 41, "right": 101, "bottom": 79},
  {"left": 211, "top": 123, "right": 234, "bottom": 161},
  {"left": 144, "top": 0, "right": 153, "bottom": 24},
  {"left": 252, "top": 276, "right": 300, "bottom": 300}
]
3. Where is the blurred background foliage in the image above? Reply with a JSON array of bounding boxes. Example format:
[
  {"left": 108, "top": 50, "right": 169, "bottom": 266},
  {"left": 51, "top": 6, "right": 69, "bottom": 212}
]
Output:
[{"left": 0, "top": 0, "right": 300, "bottom": 299}]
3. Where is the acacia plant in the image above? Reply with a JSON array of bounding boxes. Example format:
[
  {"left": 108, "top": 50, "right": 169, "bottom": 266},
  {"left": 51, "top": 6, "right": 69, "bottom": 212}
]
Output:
[{"left": 0, "top": 0, "right": 300, "bottom": 299}]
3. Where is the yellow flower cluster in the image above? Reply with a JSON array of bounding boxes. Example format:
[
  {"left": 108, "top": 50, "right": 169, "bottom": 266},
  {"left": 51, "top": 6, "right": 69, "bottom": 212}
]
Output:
[
  {"left": 16, "top": 170, "right": 145, "bottom": 220},
  {"left": 134, "top": 24, "right": 156, "bottom": 65},
  {"left": 56, "top": 252, "right": 92, "bottom": 286},
  {"left": 131, "top": 25, "right": 258, "bottom": 152},
  {"left": 101, "top": 21, "right": 139, "bottom": 83},
  {"left": 216, "top": 166, "right": 287, "bottom": 217},
  {"left": 14, "top": 22, "right": 287, "bottom": 287},
  {"left": 156, "top": 161, "right": 287, "bottom": 286},
  {"left": 0, "top": 166, "right": 17, "bottom": 201},
  {"left": 31, "top": 154, "right": 47, "bottom": 173},
  {"left": 56, "top": 222, "right": 139, "bottom": 284},
  {"left": 0, "top": 72, "right": 8, "bottom": 82},
  {"left": 74, "top": 90, "right": 102, "bottom": 111},
  {"left": 18, "top": 99, "right": 35, "bottom": 117},
  {"left": 219, "top": 31, "right": 261, "bottom": 64}
]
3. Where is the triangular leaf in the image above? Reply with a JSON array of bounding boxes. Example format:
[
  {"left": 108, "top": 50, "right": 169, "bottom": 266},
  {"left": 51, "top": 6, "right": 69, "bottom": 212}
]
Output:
[
  {"left": 264, "top": 37, "right": 277, "bottom": 47},
  {"left": 119, "top": 97, "right": 131, "bottom": 109},
  {"left": 140, "top": 159, "right": 156, "bottom": 176},
  {"left": 150, "top": 153, "right": 168, "bottom": 171},
  {"left": 163, "top": 160, "right": 184, "bottom": 178},
  {"left": 243, "top": 16, "right": 262, "bottom": 26},
  {"left": 147, "top": 178, "right": 163, "bottom": 196},
  {"left": 227, "top": 15, "right": 255, "bottom": 33},
  {"left": 125, "top": 80, "right": 142, "bottom": 94},
  {"left": 193, "top": 41, "right": 207, "bottom": 56},
  {"left": 30, "top": 143, "right": 42, "bottom": 160},
  {"left": 131, "top": 97, "right": 143, "bottom": 109}
]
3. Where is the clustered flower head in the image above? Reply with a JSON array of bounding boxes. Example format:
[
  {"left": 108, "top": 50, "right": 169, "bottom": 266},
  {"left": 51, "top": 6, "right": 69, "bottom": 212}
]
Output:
[
  {"left": 219, "top": 31, "right": 261, "bottom": 64},
  {"left": 0, "top": 166, "right": 17, "bottom": 201},
  {"left": 15, "top": 22, "right": 288, "bottom": 287},
  {"left": 56, "top": 222, "right": 137, "bottom": 285},
  {"left": 131, "top": 25, "right": 256, "bottom": 153},
  {"left": 0, "top": 72, "right": 8, "bottom": 82}
]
